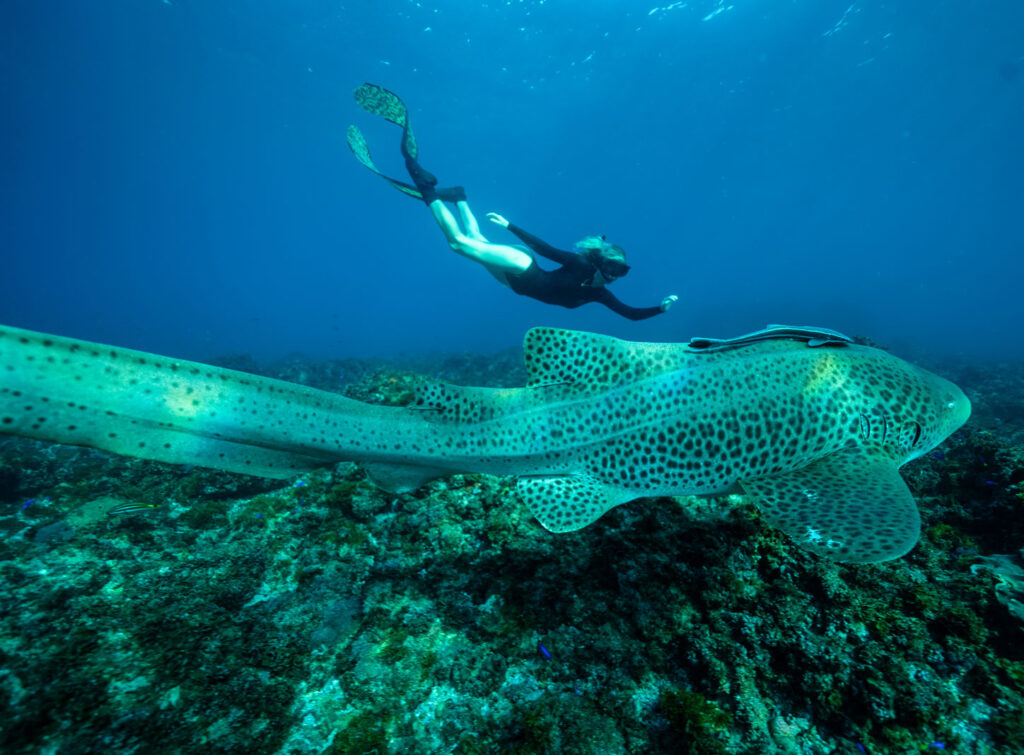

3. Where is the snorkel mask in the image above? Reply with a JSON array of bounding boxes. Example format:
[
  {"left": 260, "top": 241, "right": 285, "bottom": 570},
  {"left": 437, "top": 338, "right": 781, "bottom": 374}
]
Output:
[
  {"left": 576, "top": 236, "right": 631, "bottom": 279},
  {"left": 597, "top": 254, "right": 631, "bottom": 279}
]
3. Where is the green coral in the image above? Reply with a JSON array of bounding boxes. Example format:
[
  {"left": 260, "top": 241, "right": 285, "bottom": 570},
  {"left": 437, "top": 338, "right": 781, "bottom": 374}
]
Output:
[
  {"left": 327, "top": 711, "right": 389, "bottom": 754},
  {"left": 658, "top": 690, "right": 732, "bottom": 754}
]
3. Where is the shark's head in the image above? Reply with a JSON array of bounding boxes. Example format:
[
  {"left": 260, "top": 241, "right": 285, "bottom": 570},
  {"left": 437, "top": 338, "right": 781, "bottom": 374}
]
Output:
[
  {"left": 918, "top": 371, "right": 972, "bottom": 457},
  {"left": 886, "top": 360, "right": 972, "bottom": 464},
  {"left": 739, "top": 347, "right": 973, "bottom": 564}
]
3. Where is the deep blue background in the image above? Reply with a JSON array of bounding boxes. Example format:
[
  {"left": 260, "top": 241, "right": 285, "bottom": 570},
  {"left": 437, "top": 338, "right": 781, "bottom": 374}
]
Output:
[{"left": 1, "top": 0, "right": 1021, "bottom": 363}]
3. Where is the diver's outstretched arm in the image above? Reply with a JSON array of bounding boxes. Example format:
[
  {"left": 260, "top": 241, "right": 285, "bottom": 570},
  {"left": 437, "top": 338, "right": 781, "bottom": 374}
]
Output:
[
  {"left": 488, "top": 214, "right": 577, "bottom": 266},
  {"left": 591, "top": 289, "right": 671, "bottom": 321}
]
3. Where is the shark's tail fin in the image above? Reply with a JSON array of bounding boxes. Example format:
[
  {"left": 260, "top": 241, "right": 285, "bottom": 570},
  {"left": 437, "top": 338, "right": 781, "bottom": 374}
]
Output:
[{"left": 0, "top": 326, "right": 356, "bottom": 479}]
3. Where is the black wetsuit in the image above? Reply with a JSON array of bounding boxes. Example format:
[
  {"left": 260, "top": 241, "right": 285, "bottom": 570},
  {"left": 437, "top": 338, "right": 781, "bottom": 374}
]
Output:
[{"left": 505, "top": 224, "right": 663, "bottom": 321}]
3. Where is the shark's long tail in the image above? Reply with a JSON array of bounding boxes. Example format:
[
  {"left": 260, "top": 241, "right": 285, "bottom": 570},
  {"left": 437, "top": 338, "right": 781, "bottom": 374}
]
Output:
[{"left": 0, "top": 325, "right": 390, "bottom": 479}]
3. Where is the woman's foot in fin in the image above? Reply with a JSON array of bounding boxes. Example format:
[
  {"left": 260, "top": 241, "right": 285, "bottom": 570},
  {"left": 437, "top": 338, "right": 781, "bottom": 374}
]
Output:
[
  {"left": 399, "top": 122, "right": 419, "bottom": 161},
  {"left": 404, "top": 157, "right": 439, "bottom": 202},
  {"left": 405, "top": 156, "right": 438, "bottom": 190}
]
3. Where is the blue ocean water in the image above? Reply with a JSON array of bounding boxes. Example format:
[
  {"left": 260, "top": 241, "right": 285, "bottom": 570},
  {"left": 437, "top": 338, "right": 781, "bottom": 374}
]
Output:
[{"left": 1, "top": 0, "right": 1021, "bottom": 363}]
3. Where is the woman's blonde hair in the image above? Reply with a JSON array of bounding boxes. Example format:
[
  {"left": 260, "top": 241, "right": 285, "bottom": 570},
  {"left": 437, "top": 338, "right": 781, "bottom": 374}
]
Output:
[{"left": 574, "top": 236, "right": 626, "bottom": 264}]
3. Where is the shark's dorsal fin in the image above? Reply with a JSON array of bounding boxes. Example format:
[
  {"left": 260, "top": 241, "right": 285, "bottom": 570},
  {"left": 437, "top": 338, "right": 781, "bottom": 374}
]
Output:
[
  {"left": 522, "top": 328, "right": 687, "bottom": 394},
  {"left": 739, "top": 445, "right": 920, "bottom": 563},
  {"left": 410, "top": 379, "right": 514, "bottom": 424}
]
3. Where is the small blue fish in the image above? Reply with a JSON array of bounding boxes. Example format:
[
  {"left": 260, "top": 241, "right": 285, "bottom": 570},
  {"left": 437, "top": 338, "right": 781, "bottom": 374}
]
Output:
[{"left": 539, "top": 644, "right": 551, "bottom": 660}]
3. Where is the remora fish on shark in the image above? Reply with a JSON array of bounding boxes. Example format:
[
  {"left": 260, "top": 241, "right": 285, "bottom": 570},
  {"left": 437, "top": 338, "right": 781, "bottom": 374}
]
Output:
[{"left": 0, "top": 324, "right": 969, "bottom": 563}]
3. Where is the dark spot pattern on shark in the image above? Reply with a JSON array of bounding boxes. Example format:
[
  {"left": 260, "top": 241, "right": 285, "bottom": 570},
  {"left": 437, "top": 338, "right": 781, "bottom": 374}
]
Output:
[{"left": 0, "top": 324, "right": 970, "bottom": 563}]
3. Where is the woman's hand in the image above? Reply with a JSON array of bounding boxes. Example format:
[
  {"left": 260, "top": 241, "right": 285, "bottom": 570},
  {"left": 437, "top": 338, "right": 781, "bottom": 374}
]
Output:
[
  {"left": 486, "top": 212, "right": 510, "bottom": 228},
  {"left": 660, "top": 295, "right": 679, "bottom": 312}
]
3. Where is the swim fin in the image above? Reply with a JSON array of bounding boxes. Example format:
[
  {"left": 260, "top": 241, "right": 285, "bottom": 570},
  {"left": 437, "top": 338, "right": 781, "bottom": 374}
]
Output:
[
  {"left": 346, "top": 125, "right": 467, "bottom": 203},
  {"left": 353, "top": 83, "right": 417, "bottom": 159},
  {"left": 346, "top": 125, "right": 423, "bottom": 199},
  {"left": 353, "top": 83, "right": 408, "bottom": 127}
]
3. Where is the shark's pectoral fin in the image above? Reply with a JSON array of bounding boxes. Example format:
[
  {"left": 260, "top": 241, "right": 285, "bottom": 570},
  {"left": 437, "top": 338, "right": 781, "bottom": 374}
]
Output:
[
  {"left": 739, "top": 446, "right": 920, "bottom": 564},
  {"left": 518, "top": 474, "right": 632, "bottom": 533}
]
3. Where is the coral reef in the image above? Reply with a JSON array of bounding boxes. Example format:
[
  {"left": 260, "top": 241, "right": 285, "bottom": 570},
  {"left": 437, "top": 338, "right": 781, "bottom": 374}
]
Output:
[{"left": 0, "top": 351, "right": 1022, "bottom": 754}]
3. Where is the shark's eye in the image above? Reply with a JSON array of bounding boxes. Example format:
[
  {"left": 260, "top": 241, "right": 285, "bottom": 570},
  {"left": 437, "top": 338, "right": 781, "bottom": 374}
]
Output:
[{"left": 899, "top": 421, "right": 923, "bottom": 449}]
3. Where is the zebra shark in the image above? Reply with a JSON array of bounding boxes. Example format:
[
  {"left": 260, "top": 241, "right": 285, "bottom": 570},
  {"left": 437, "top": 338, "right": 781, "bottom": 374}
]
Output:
[{"left": 0, "top": 323, "right": 969, "bottom": 563}]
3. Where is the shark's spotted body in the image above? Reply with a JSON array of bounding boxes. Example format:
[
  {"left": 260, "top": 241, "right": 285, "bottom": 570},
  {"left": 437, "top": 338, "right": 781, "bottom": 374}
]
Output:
[{"left": 0, "top": 324, "right": 969, "bottom": 563}]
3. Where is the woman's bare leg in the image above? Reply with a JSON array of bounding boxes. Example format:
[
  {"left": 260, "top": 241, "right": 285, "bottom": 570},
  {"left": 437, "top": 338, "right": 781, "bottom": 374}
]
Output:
[
  {"left": 427, "top": 200, "right": 532, "bottom": 274},
  {"left": 455, "top": 201, "right": 487, "bottom": 242},
  {"left": 401, "top": 136, "right": 530, "bottom": 278}
]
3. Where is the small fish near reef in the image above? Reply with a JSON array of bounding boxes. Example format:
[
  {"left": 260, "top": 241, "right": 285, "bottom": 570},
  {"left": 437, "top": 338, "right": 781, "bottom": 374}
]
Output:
[
  {"left": 106, "top": 502, "right": 159, "bottom": 517},
  {"left": 0, "top": 324, "right": 969, "bottom": 563}
]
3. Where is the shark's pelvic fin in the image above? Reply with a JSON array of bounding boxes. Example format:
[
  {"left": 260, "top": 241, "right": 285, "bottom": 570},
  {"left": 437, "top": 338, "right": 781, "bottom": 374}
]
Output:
[
  {"left": 363, "top": 462, "right": 447, "bottom": 493},
  {"left": 739, "top": 445, "right": 920, "bottom": 564},
  {"left": 517, "top": 473, "right": 633, "bottom": 533}
]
